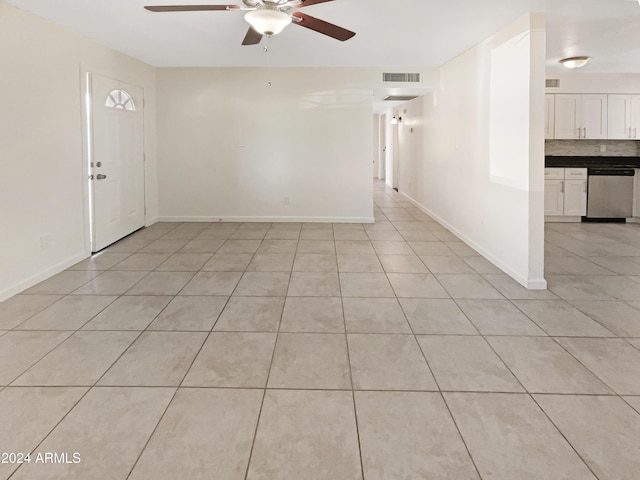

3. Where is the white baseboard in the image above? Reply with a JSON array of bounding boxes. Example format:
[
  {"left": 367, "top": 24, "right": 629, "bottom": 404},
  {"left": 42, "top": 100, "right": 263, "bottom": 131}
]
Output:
[
  {"left": 0, "top": 251, "right": 89, "bottom": 302},
  {"left": 145, "top": 216, "right": 159, "bottom": 227},
  {"left": 156, "top": 216, "right": 375, "bottom": 224},
  {"left": 399, "top": 191, "right": 547, "bottom": 290}
]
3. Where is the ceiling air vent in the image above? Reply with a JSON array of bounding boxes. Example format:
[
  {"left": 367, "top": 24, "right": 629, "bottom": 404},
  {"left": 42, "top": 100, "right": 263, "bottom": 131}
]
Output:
[
  {"left": 383, "top": 95, "right": 418, "bottom": 102},
  {"left": 383, "top": 72, "right": 421, "bottom": 83},
  {"left": 546, "top": 79, "right": 560, "bottom": 88}
]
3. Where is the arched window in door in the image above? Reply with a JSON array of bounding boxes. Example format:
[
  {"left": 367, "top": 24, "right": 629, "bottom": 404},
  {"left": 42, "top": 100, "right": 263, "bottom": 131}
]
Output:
[{"left": 105, "top": 89, "right": 136, "bottom": 111}]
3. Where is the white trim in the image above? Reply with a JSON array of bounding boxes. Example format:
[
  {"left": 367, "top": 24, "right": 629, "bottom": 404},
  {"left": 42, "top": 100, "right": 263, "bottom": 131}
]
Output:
[
  {"left": 399, "top": 191, "right": 548, "bottom": 290},
  {"left": 156, "top": 216, "right": 375, "bottom": 224},
  {"left": 0, "top": 251, "right": 88, "bottom": 302}
]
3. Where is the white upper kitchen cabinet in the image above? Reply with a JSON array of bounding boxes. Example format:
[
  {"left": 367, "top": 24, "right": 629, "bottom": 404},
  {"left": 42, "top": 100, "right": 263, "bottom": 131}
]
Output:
[
  {"left": 545, "top": 94, "right": 555, "bottom": 139},
  {"left": 608, "top": 94, "right": 640, "bottom": 139},
  {"left": 554, "top": 94, "right": 607, "bottom": 139}
]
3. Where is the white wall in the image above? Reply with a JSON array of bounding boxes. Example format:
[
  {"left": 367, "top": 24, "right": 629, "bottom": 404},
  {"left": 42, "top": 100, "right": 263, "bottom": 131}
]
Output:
[
  {"left": 156, "top": 68, "right": 376, "bottom": 223},
  {"left": 397, "top": 99, "right": 424, "bottom": 199},
  {"left": 0, "top": 1, "right": 157, "bottom": 301},
  {"left": 398, "top": 13, "right": 547, "bottom": 288}
]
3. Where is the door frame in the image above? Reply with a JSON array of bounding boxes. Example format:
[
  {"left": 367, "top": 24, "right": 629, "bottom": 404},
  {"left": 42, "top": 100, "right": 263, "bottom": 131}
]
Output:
[
  {"left": 379, "top": 114, "right": 386, "bottom": 180},
  {"left": 392, "top": 110, "right": 400, "bottom": 190},
  {"left": 81, "top": 70, "right": 148, "bottom": 254}
]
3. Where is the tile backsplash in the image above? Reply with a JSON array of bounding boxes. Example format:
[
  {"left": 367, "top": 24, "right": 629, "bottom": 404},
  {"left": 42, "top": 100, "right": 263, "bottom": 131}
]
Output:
[{"left": 545, "top": 140, "right": 639, "bottom": 157}]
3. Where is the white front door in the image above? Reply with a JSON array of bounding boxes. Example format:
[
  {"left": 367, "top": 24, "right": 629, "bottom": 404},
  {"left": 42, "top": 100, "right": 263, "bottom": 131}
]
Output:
[{"left": 90, "top": 74, "right": 145, "bottom": 252}]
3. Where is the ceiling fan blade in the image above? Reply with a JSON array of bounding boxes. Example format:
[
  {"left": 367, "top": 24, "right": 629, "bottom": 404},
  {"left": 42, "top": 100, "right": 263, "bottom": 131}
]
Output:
[
  {"left": 144, "top": 5, "right": 240, "bottom": 12},
  {"left": 295, "top": 0, "right": 335, "bottom": 7},
  {"left": 242, "top": 26, "right": 263, "bottom": 45},
  {"left": 291, "top": 12, "right": 355, "bottom": 41}
]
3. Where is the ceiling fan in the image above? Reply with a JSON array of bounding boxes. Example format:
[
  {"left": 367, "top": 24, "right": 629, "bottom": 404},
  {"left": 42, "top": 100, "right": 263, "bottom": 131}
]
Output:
[{"left": 144, "top": 0, "right": 356, "bottom": 45}]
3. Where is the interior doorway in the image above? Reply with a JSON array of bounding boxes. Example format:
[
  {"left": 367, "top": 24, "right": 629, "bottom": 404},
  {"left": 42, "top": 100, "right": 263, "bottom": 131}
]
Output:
[
  {"left": 392, "top": 114, "right": 400, "bottom": 191},
  {"left": 88, "top": 73, "right": 145, "bottom": 252},
  {"left": 373, "top": 114, "right": 379, "bottom": 178},
  {"left": 379, "top": 114, "right": 386, "bottom": 180}
]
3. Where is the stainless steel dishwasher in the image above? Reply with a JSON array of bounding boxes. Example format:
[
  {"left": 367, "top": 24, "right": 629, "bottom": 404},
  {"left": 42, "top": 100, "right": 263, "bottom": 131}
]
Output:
[{"left": 586, "top": 168, "right": 635, "bottom": 219}]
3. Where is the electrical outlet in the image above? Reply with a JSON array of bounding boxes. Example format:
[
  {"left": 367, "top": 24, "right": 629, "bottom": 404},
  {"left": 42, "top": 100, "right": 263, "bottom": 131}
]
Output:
[
  {"left": 600, "top": 145, "right": 607, "bottom": 153},
  {"left": 283, "top": 196, "right": 290, "bottom": 205},
  {"left": 40, "top": 235, "right": 50, "bottom": 250}
]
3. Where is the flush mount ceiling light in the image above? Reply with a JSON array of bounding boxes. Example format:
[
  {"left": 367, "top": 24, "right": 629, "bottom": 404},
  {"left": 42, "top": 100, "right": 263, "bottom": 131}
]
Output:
[
  {"left": 244, "top": 8, "right": 292, "bottom": 36},
  {"left": 559, "top": 56, "right": 591, "bottom": 69}
]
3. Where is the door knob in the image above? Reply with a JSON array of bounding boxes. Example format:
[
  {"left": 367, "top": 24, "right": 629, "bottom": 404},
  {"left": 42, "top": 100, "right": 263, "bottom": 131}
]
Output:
[
  {"left": 96, "top": 161, "right": 102, "bottom": 167},
  {"left": 96, "top": 174, "right": 107, "bottom": 180}
]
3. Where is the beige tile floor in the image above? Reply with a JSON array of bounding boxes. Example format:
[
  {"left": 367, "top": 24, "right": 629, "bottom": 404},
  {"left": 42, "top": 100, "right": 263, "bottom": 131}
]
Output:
[{"left": 2, "top": 181, "right": 640, "bottom": 479}]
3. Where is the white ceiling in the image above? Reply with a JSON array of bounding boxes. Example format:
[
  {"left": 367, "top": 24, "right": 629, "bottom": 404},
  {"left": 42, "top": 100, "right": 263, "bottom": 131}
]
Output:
[{"left": 6, "top": 0, "right": 640, "bottom": 72}]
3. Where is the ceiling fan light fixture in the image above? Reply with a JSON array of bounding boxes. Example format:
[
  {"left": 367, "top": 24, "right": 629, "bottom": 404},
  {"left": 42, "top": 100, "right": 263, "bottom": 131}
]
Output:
[
  {"left": 245, "top": 9, "right": 291, "bottom": 36},
  {"left": 559, "top": 56, "right": 591, "bottom": 69}
]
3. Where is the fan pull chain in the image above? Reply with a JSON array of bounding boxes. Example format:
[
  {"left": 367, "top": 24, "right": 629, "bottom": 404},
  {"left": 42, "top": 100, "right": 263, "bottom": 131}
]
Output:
[{"left": 264, "top": 35, "right": 271, "bottom": 87}]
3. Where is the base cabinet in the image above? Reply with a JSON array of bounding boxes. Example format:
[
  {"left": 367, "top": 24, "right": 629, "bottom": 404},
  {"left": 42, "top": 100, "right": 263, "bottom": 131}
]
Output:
[
  {"left": 544, "top": 180, "right": 564, "bottom": 215},
  {"left": 544, "top": 168, "right": 587, "bottom": 218},
  {"left": 563, "top": 179, "right": 587, "bottom": 216}
]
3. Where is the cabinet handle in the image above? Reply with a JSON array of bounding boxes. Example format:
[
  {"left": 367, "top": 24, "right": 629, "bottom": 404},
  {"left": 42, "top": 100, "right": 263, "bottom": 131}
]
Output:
[
  {"left": 577, "top": 128, "right": 581, "bottom": 138},
  {"left": 560, "top": 181, "right": 564, "bottom": 193},
  {"left": 583, "top": 127, "right": 587, "bottom": 138},
  {"left": 583, "top": 181, "right": 587, "bottom": 193}
]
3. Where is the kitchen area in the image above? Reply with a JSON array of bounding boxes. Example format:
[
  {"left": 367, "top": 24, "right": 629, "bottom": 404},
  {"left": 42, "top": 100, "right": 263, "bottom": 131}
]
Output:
[{"left": 545, "top": 90, "right": 640, "bottom": 223}]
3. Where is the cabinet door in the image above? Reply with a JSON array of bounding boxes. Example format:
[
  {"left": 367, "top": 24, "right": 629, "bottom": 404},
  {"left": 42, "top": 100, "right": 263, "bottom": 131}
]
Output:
[
  {"left": 563, "top": 179, "right": 587, "bottom": 216},
  {"left": 545, "top": 180, "right": 565, "bottom": 216},
  {"left": 554, "top": 95, "right": 581, "bottom": 139},
  {"left": 545, "top": 94, "right": 555, "bottom": 139},
  {"left": 631, "top": 95, "right": 640, "bottom": 139},
  {"left": 608, "top": 95, "right": 631, "bottom": 139},
  {"left": 582, "top": 94, "right": 608, "bottom": 139}
]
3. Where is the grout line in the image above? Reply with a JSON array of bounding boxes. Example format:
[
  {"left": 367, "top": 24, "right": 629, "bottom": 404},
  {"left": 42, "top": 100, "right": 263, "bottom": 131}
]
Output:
[
  {"left": 242, "top": 227, "right": 291, "bottom": 480},
  {"left": 124, "top": 385, "right": 181, "bottom": 479},
  {"left": 6, "top": 385, "right": 95, "bottom": 479},
  {"left": 379, "top": 186, "right": 485, "bottom": 480},
  {"left": 337, "top": 229, "right": 367, "bottom": 480},
  {"left": 527, "top": 393, "right": 602, "bottom": 479}
]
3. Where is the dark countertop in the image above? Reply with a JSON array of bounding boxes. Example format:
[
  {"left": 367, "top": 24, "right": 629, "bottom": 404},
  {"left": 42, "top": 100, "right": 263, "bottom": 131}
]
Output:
[{"left": 545, "top": 156, "right": 640, "bottom": 168}]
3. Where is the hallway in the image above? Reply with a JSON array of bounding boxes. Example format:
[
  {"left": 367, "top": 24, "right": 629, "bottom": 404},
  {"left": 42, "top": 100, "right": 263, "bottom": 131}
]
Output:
[{"left": 1, "top": 181, "right": 640, "bottom": 479}]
